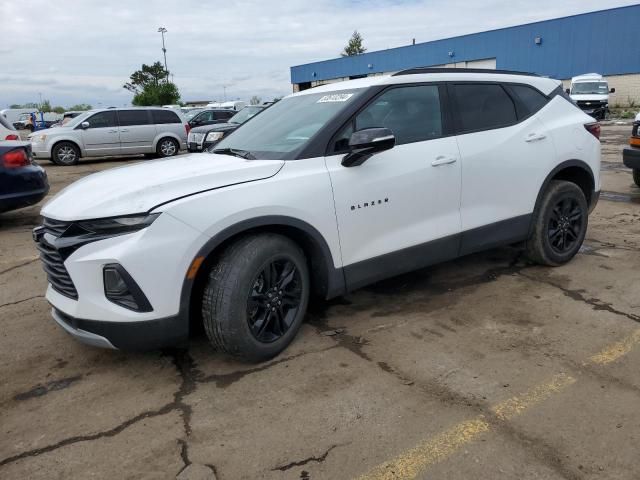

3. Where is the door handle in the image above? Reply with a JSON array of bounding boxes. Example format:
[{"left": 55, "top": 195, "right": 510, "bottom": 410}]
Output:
[
  {"left": 119, "top": 129, "right": 129, "bottom": 133},
  {"left": 108, "top": 129, "right": 118, "bottom": 133},
  {"left": 525, "top": 132, "right": 546, "bottom": 142},
  {"left": 431, "top": 155, "right": 457, "bottom": 167}
]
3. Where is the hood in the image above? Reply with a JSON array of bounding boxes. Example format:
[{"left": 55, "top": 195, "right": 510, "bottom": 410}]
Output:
[
  {"left": 190, "top": 123, "right": 239, "bottom": 134},
  {"left": 570, "top": 93, "right": 609, "bottom": 102},
  {"left": 42, "top": 153, "right": 284, "bottom": 221}
]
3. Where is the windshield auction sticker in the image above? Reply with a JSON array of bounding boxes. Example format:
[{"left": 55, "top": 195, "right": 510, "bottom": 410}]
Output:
[{"left": 317, "top": 93, "right": 354, "bottom": 103}]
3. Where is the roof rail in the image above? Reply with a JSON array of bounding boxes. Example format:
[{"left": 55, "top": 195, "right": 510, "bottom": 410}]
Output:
[{"left": 392, "top": 67, "right": 539, "bottom": 77}]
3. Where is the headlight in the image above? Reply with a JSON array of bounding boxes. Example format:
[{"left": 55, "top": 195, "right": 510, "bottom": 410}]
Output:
[
  {"left": 37, "top": 134, "right": 47, "bottom": 142},
  {"left": 206, "top": 132, "right": 225, "bottom": 142},
  {"left": 76, "top": 213, "right": 160, "bottom": 236}
]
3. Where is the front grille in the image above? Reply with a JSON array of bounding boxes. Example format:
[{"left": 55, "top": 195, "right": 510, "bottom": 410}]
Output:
[
  {"left": 188, "top": 132, "right": 204, "bottom": 144},
  {"left": 36, "top": 239, "right": 78, "bottom": 299},
  {"left": 43, "top": 217, "right": 71, "bottom": 237},
  {"left": 576, "top": 100, "right": 605, "bottom": 108},
  {"left": 36, "top": 217, "right": 78, "bottom": 300}
]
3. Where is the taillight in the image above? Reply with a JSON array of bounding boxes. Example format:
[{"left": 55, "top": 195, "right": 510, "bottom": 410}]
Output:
[
  {"left": 2, "top": 149, "right": 30, "bottom": 168},
  {"left": 5, "top": 134, "right": 19, "bottom": 140},
  {"left": 584, "top": 122, "right": 601, "bottom": 140},
  {"left": 631, "top": 137, "right": 640, "bottom": 147},
  {"left": 185, "top": 123, "right": 191, "bottom": 135}
]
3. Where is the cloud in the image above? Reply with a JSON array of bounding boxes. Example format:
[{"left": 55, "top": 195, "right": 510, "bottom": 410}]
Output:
[{"left": 0, "top": 0, "right": 636, "bottom": 107}]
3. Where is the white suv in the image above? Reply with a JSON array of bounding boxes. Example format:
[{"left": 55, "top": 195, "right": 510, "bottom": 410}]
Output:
[
  {"left": 33, "top": 69, "right": 601, "bottom": 361},
  {"left": 29, "top": 107, "right": 189, "bottom": 165}
]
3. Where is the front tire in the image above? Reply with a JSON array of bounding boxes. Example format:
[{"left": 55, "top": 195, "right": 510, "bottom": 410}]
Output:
[
  {"left": 202, "top": 234, "right": 310, "bottom": 362},
  {"left": 525, "top": 180, "right": 588, "bottom": 266},
  {"left": 51, "top": 141, "right": 80, "bottom": 166},
  {"left": 633, "top": 169, "right": 640, "bottom": 188},
  {"left": 156, "top": 137, "right": 179, "bottom": 158}
]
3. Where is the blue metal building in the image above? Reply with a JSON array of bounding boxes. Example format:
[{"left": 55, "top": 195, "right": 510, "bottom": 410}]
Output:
[{"left": 290, "top": 5, "right": 640, "bottom": 95}]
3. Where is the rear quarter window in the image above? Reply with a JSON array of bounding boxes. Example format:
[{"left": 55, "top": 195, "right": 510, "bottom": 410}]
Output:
[
  {"left": 151, "top": 109, "right": 181, "bottom": 124},
  {"left": 507, "top": 84, "right": 549, "bottom": 118}
]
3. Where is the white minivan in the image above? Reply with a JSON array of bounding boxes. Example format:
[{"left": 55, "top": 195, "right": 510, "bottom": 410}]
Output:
[
  {"left": 30, "top": 107, "right": 189, "bottom": 165},
  {"left": 34, "top": 68, "right": 600, "bottom": 360}
]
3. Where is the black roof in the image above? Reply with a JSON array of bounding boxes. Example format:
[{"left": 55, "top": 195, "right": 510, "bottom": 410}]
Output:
[{"left": 392, "top": 67, "right": 539, "bottom": 77}]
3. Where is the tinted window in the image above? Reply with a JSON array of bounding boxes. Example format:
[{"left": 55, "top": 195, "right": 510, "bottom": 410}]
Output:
[
  {"left": 454, "top": 84, "right": 517, "bottom": 132},
  {"left": 508, "top": 85, "right": 548, "bottom": 118},
  {"left": 215, "top": 111, "right": 233, "bottom": 120},
  {"left": 354, "top": 85, "right": 443, "bottom": 145},
  {"left": 86, "top": 111, "right": 117, "bottom": 128},
  {"left": 194, "top": 111, "right": 214, "bottom": 123},
  {"left": 117, "top": 110, "right": 150, "bottom": 126},
  {"left": 152, "top": 109, "right": 181, "bottom": 124}
]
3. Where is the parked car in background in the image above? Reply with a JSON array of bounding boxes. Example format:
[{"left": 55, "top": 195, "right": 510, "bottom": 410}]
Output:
[
  {"left": 622, "top": 112, "right": 640, "bottom": 187},
  {"left": 206, "top": 101, "right": 246, "bottom": 111},
  {"left": 567, "top": 73, "right": 615, "bottom": 120},
  {"left": 1, "top": 108, "right": 39, "bottom": 127},
  {"left": 0, "top": 115, "right": 21, "bottom": 141},
  {"left": 0, "top": 141, "right": 49, "bottom": 213},
  {"left": 51, "top": 111, "right": 85, "bottom": 128},
  {"left": 34, "top": 69, "right": 600, "bottom": 360},
  {"left": 29, "top": 107, "right": 189, "bottom": 165},
  {"left": 187, "top": 109, "right": 235, "bottom": 129},
  {"left": 187, "top": 105, "right": 265, "bottom": 152}
]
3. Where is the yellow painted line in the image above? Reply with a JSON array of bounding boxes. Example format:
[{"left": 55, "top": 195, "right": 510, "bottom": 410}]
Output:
[
  {"left": 354, "top": 417, "right": 490, "bottom": 480},
  {"left": 589, "top": 329, "right": 640, "bottom": 365},
  {"left": 492, "top": 373, "right": 576, "bottom": 420},
  {"left": 356, "top": 375, "right": 574, "bottom": 480},
  {"left": 355, "top": 327, "right": 640, "bottom": 479}
]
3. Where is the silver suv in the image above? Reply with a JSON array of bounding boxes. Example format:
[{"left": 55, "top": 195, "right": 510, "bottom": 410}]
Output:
[{"left": 30, "top": 107, "right": 188, "bottom": 165}]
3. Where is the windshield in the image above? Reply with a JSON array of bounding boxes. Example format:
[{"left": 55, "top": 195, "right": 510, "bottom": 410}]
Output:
[
  {"left": 64, "top": 111, "right": 93, "bottom": 127},
  {"left": 571, "top": 82, "right": 608, "bottom": 95},
  {"left": 213, "top": 89, "right": 363, "bottom": 160},
  {"left": 229, "top": 106, "right": 264, "bottom": 124}
]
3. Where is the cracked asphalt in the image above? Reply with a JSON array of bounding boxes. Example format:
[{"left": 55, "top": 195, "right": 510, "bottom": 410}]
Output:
[{"left": 1, "top": 125, "right": 639, "bottom": 480}]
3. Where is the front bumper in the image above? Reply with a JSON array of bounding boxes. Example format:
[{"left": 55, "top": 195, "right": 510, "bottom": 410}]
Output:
[
  {"left": 31, "top": 143, "right": 51, "bottom": 159},
  {"left": 52, "top": 307, "right": 187, "bottom": 350},
  {"left": 623, "top": 147, "right": 640, "bottom": 170},
  {"left": 188, "top": 139, "right": 221, "bottom": 153}
]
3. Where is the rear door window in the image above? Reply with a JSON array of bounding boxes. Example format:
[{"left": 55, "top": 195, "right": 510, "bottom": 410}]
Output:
[
  {"left": 452, "top": 83, "right": 517, "bottom": 133},
  {"left": 86, "top": 111, "right": 117, "bottom": 129},
  {"left": 151, "top": 109, "right": 181, "bottom": 124},
  {"left": 117, "top": 110, "right": 151, "bottom": 126}
]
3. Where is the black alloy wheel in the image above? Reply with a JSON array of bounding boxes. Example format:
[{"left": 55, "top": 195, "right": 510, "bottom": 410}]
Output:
[
  {"left": 247, "top": 259, "right": 303, "bottom": 343},
  {"left": 548, "top": 197, "right": 583, "bottom": 254}
]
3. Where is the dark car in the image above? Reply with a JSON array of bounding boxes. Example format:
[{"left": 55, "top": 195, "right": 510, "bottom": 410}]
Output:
[
  {"left": 187, "top": 109, "right": 235, "bottom": 129},
  {"left": 0, "top": 141, "right": 49, "bottom": 213},
  {"left": 187, "top": 105, "right": 266, "bottom": 152},
  {"left": 622, "top": 116, "right": 640, "bottom": 187}
]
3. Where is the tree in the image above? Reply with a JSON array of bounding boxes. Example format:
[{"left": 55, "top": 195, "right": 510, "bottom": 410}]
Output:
[
  {"left": 52, "top": 106, "right": 66, "bottom": 114},
  {"left": 40, "top": 99, "right": 52, "bottom": 112},
  {"left": 249, "top": 95, "right": 262, "bottom": 105},
  {"left": 341, "top": 31, "right": 366, "bottom": 57},
  {"left": 10, "top": 102, "right": 38, "bottom": 109},
  {"left": 124, "top": 62, "right": 180, "bottom": 106},
  {"left": 68, "top": 104, "right": 92, "bottom": 111}
]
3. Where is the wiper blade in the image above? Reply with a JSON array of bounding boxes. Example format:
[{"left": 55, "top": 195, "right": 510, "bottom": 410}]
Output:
[{"left": 211, "top": 147, "right": 255, "bottom": 160}]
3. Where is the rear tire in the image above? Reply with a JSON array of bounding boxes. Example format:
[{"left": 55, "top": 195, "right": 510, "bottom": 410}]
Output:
[
  {"left": 51, "top": 141, "right": 80, "bottom": 166},
  {"left": 525, "top": 180, "right": 588, "bottom": 266},
  {"left": 156, "top": 137, "right": 179, "bottom": 158},
  {"left": 202, "top": 234, "right": 310, "bottom": 362},
  {"left": 633, "top": 169, "right": 640, "bottom": 187}
]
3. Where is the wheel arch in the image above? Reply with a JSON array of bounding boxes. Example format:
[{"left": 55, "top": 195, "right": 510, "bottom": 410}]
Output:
[
  {"left": 51, "top": 138, "right": 83, "bottom": 158},
  {"left": 179, "top": 216, "right": 345, "bottom": 332},
  {"left": 153, "top": 133, "right": 181, "bottom": 150},
  {"left": 531, "top": 160, "right": 596, "bottom": 233}
]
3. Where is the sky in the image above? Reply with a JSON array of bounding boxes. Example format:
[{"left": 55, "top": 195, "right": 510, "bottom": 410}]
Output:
[{"left": 1, "top": 0, "right": 637, "bottom": 109}]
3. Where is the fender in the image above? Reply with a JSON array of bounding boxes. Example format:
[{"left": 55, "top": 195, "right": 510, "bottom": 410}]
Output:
[
  {"left": 529, "top": 159, "right": 597, "bottom": 234},
  {"left": 153, "top": 132, "right": 183, "bottom": 149},
  {"left": 177, "top": 215, "right": 346, "bottom": 327},
  {"left": 50, "top": 138, "right": 84, "bottom": 157}
]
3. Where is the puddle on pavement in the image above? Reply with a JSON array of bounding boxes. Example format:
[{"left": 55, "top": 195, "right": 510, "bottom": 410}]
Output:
[{"left": 600, "top": 191, "right": 640, "bottom": 204}]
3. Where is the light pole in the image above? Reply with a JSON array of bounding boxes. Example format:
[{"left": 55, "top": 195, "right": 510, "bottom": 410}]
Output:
[{"left": 158, "top": 27, "right": 168, "bottom": 80}]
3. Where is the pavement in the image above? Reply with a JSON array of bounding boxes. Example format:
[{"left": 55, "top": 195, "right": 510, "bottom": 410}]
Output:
[{"left": 1, "top": 125, "right": 639, "bottom": 480}]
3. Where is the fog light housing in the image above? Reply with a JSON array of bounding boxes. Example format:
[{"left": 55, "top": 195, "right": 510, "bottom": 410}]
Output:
[{"left": 103, "top": 264, "right": 153, "bottom": 312}]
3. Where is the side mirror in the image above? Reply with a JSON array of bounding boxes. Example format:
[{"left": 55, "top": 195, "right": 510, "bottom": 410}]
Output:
[
  {"left": 81, "top": 121, "right": 90, "bottom": 129},
  {"left": 341, "top": 127, "right": 395, "bottom": 167},
  {"left": 565, "top": 88, "right": 570, "bottom": 94},
  {"left": 610, "top": 87, "right": 616, "bottom": 94}
]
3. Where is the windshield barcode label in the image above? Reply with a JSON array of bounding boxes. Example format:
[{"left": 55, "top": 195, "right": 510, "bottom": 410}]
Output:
[{"left": 317, "top": 94, "right": 354, "bottom": 103}]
